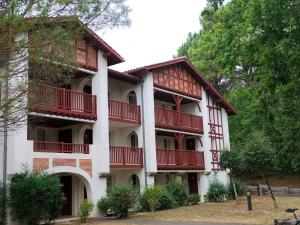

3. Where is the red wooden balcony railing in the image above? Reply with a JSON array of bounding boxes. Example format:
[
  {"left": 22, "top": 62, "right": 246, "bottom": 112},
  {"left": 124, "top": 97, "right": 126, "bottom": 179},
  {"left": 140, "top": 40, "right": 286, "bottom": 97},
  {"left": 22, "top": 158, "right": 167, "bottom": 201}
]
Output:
[
  {"left": 156, "top": 148, "right": 205, "bottom": 170},
  {"left": 32, "top": 85, "right": 97, "bottom": 120},
  {"left": 33, "top": 141, "right": 89, "bottom": 154},
  {"left": 155, "top": 107, "right": 203, "bottom": 133},
  {"left": 110, "top": 146, "right": 143, "bottom": 168},
  {"left": 108, "top": 100, "right": 141, "bottom": 124}
]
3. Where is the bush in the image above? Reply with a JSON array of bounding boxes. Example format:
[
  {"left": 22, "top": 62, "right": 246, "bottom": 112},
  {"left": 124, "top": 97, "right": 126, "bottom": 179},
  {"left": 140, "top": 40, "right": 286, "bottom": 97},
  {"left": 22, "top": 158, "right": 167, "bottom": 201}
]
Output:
[
  {"left": 188, "top": 194, "right": 200, "bottom": 205},
  {"left": 140, "top": 185, "right": 177, "bottom": 212},
  {"left": 79, "top": 200, "right": 94, "bottom": 223},
  {"left": 205, "top": 179, "right": 228, "bottom": 202},
  {"left": 0, "top": 183, "right": 7, "bottom": 225},
  {"left": 108, "top": 185, "right": 139, "bottom": 218},
  {"left": 9, "top": 170, "right": 64, "bottom": 225},
  {"left": 227, "top": 179, "right": 246, "bottom": 199},
  {"left": 166, "top": 180, "right": 188, "bottom": 206},
  {"left": 97, "top": 197, "right": 113, "bottom": 216}
]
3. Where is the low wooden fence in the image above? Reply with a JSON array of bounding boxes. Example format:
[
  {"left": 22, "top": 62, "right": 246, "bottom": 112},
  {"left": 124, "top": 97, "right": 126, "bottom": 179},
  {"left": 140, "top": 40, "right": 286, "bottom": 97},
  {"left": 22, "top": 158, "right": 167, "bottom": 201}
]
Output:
[{"left": 247, "top": 185, "right": 300, "bottom": 196}]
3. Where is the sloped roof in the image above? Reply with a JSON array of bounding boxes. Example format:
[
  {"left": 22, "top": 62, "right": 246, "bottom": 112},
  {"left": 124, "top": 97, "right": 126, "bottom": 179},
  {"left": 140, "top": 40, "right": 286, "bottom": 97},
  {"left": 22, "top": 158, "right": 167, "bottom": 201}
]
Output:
[
  {"left": 26, "top": 17, "right": 124, "bottom": 66},
  {"left": 108, "top": 68, "right": 143, "bottom": 84},
  {"left": 126, "top": 57, "right": 236, "bottom": 115}
]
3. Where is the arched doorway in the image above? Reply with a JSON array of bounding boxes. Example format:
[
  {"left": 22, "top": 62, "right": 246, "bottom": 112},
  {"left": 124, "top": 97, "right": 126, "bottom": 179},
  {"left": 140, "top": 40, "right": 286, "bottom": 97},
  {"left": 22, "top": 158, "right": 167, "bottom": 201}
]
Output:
[
  {"left": 84, "top": 129, "right": 93, "bottom": 144},
  {"left": 128, "top": 131, "right": 138, "bottom": 148},
  {"left": 129, "top": 174, "right": 140, "bottom": 191},
  {"left": 127, "top": 91, "right": 137, "bottom": 105}
]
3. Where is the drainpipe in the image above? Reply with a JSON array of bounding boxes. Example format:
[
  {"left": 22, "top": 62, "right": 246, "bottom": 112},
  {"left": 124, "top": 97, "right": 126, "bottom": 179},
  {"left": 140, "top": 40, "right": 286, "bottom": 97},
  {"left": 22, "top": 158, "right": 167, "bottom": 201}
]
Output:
[{"left": 141, "top": 83, "right": 148, "bottom": 189}]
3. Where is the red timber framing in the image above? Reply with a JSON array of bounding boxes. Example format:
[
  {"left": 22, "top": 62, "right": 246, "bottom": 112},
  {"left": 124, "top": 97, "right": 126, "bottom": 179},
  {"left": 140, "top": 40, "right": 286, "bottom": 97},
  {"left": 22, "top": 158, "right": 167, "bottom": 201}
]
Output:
[
  {"left": 109, "top": 146, "right": 143, "bottom": 168},
  {"left": 108, "top": 100, "right": 141, "bottom": 124},
  {"left": 152, "top": 64, "right": 201, "bottom": 99},
  {"left": 76, "top": 39, "right": 98, "bottom": 71},
  {"left": 31, "top": 85, "right": 97, "bottom": 120},
  {"left": 207, "top": 96, "right": 224, "bottom": 171},
  {"left": 33, "top": 141, "right": 89, "bottom": 154}
]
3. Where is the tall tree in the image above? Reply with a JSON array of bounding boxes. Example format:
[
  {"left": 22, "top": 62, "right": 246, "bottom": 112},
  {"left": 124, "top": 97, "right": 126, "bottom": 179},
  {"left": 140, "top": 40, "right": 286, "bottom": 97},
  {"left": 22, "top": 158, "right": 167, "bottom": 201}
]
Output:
[{"left": 177, "top": 0, "right": 300, "bottom": 174}]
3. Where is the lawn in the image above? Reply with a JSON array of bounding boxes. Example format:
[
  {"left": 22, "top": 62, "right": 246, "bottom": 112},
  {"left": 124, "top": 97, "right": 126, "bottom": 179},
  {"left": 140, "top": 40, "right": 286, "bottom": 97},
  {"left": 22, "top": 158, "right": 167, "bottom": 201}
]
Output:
[
  {"left": 133, "top": 196, "right": 300, "bottom": 225},
  {"left": 57, "top": 196, "right": 300, "bottom": 225}
]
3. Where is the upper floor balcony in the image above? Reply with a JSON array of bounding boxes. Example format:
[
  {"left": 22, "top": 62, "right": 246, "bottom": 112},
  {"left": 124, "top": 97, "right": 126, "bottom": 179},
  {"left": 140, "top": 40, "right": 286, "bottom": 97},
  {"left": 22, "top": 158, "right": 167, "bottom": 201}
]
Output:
[
  {"left": 155, "top": 107, "right": 203, "bottom": 133},
  {"left": 109, "top": 146, "right": 143, "bottom": 168},
  {"left": 31, "top": 85, "right": 97, "bottom": 120},
  {"left": 108, "top": 100, "right": 141, "bottom": 124},
  {"left": 156, "top": 148, "right": 204, "bottom": 170},
  {"left": 33, "top": 141, "right": 89, "bottom": 154}
]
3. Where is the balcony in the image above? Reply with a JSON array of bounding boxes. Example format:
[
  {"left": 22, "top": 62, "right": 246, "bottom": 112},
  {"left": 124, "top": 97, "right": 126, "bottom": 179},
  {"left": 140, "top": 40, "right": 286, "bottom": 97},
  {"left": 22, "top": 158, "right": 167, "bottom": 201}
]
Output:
[
  {"left": 108, "top": 100, "right": 141, "bottom": 124},
  {"left": 33, "top": 141, "right": 89, "bottom": 154},
  {"left": 110, "top": 146, "right": 143, "bottom": 168},
  {"left": 155, "top": 107, "right": 203, "bottom": 133},
  {"left": 156, "top": 148, "right": 205, "bottom": 170},
  {"left": 32, "top": 85, "right": 97, "bottom": 120}
]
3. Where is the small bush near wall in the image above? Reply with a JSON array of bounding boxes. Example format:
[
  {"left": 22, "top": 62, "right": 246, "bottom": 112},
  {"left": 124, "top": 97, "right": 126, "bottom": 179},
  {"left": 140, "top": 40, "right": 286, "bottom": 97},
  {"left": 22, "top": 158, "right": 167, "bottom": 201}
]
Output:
[
  {"left": 97, "top": 197, "right": 113, "bottom": 216},
  {"left": 205, "top": 179, "right": 228, "bottom": 202},
  {"left": 227, "top": 179, "right": 246, "bottom": 199},
  {"left": 166, "top": 180, "right": 189, "bottom": 206},
  {"left": 79, "top": 200, "right": 94, "bottom": 223},
  {"left": 9, "top": 170, "right": 64, "bottom": 225},
  {"left": 188, "top": 194, "right": 201, "bottom": 205},
  {"left": 99, "top": 185, "right": 139, "bottom": 218}
]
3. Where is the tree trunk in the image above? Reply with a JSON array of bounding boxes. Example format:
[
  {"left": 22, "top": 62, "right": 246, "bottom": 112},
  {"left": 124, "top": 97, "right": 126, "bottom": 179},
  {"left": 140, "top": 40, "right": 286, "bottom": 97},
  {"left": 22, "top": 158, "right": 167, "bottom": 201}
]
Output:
[
  {"left": 262, "top": 172, "right": 278, "bottom": 208},
  {"left": 231, "top": 176, "right": 239, "bottom": 205}
]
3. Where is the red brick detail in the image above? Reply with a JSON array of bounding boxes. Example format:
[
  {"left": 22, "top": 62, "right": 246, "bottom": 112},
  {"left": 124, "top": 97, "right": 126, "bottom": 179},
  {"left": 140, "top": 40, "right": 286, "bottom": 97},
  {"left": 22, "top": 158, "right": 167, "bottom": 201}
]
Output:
[
  {"left": 53, "top": 158, "right": 76, "bottom": 167},
  {"left": 33, "top": 158, "right": 49, "bottom": 171},
  {"left": 80, "top": 159, "right": 92, "bottom": 177}
]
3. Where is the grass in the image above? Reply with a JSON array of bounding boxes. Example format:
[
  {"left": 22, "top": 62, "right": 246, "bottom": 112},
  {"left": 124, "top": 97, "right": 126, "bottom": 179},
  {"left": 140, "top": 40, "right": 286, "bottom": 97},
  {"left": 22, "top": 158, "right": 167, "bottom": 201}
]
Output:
[
  {"left": 56, "top": 196, "right": 300, "bottom": 225},
  {"left": 133, "top": 196, "right": 300, "bottom": 225}
]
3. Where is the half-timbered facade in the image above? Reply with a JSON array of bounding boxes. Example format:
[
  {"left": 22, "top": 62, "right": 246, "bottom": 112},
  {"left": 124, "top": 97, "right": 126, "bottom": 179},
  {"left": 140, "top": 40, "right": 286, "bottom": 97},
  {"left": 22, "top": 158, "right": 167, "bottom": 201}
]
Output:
[{"left": 0, "top": 18, "right": 236, "bottom": 219}]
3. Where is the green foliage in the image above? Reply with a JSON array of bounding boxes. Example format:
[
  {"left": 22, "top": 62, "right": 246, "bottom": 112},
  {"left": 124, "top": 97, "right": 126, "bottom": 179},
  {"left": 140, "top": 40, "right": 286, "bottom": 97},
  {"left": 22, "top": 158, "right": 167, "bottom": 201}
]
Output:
[
  {"left": 0, "top": 183, "right": 7, "bottom": 225},
  {"left": 188, "top": 194, "right": 201, "bottom": 205},
  {"left": 140, "top": 185, "right": 177, "bottom": 212},
  {"left": 177, "top": 0, "right": 300, "bottom": 175},
  {"left": 97, "top": 197, "right": 113, "bottom": 216},
  {"left": 166, "top": 180, "right": 188, "bottom": 206},
  {"left": 107, "top": 185, "right": 139, "bottom": 218},
  {"left": 9, "top": 170, "right": 64, "bottom": 225},
  {"left": 79, "top": 200, "right": 94, "bottom": 223},
  {"left": 205, "top": 179, "right": 228, "bottom": 202},
  {"left": 220, "top": 150, "right": 241, "bottom": 176},
  {"left": 227, "top": 179, "right": 246, "bottom": 200}
]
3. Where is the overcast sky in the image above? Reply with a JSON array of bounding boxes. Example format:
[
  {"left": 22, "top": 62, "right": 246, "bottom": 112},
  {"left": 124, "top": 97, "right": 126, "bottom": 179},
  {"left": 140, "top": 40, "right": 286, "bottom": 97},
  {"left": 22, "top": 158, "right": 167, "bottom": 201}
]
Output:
[{"left": 100, "top": 0, "right": 207, "bottom": 71}]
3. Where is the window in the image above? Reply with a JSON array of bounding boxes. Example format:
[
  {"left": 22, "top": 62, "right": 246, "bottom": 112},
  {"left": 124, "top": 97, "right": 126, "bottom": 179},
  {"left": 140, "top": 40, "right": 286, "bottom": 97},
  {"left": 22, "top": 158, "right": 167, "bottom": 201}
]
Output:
[
  {"left": 129, "top": 132, "right": 138, "bottom": 148},
  {"left": 128, "top": 91, "right": 137, "bottom": 105},
  {"left": 37, "top": 129, "right": 45, "bottom": 142}
]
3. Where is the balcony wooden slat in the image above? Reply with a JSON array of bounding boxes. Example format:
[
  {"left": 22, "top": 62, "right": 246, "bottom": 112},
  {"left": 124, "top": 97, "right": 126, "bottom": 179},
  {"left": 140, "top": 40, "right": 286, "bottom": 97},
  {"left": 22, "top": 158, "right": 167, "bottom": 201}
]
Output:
[
  {"left": 33, "top": 141, "right": 89, "bottom": 154},
  {"left": 108, "top": 100, "right": 141, "bottom": 124},
  {"left": 156, "top": 148, "right": 205, "bottom": 170},
  {"left": 110, "top": 146, "right": 143, "bottom": 168},
  {"left": 32, "top": 85, "right": 97, "bottom": 120},
  {"left": 155, "top": 107, "right": 203, "bottom": 133}
]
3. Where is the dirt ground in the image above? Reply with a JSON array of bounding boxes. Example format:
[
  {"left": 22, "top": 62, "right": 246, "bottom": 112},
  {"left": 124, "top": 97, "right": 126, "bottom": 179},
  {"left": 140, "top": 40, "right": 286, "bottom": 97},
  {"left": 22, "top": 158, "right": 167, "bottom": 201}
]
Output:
[
  {"left": 241, "top": 175, "right": 300, "bottom": 188},
  {"left": 56, "top": 196, "right": 300, "bottom": 225}
]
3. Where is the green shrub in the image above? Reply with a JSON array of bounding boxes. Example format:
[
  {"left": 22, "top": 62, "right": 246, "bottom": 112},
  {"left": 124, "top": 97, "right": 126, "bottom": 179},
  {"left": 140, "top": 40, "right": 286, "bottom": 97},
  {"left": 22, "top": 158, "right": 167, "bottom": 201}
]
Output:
[
  {"left": 97, "top": 197, "right": 113, "bottom": 216},
  {"left": 188, "top": 194, "right": 200, "bottom": 205},
  {"left": 166, "top": 180, "right": 188, "bottom": 206},
  {"left": 227, "top": 179, "right": 246, "bottom": 199},
  {"left": 157, "top": 189, "right": 178, "bottom": 210},
  {"left": 205, "top": 179, "right": 228, "bottom": 202},
  {"left": 79, "top": 200, "right": 94, "bottom": 223},
  {"left": 9, "top": 170, "right": 64, "bottom": 225},
  {"left": 140, "top": 185, "right": 177, "bottom": 212},
  {"left": 0, "top": 183, "right": 7, "bottom": 225},
  {"left": 108, "top": 185, "right": 139, "bottom": 218}
]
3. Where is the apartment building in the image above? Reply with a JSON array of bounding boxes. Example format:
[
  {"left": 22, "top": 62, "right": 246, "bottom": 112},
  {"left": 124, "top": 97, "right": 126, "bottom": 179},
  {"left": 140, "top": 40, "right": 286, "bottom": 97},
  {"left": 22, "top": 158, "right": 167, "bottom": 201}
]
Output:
[{"left": 0, "top": 18, "right": 236, "bottom": 217}]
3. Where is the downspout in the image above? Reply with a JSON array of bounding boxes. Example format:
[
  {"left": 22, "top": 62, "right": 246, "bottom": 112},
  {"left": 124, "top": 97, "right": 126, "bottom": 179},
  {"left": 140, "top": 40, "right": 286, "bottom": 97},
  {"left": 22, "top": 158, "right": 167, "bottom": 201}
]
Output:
[{"left": 141, "top": 82, "right": 148, "bottom": 189}]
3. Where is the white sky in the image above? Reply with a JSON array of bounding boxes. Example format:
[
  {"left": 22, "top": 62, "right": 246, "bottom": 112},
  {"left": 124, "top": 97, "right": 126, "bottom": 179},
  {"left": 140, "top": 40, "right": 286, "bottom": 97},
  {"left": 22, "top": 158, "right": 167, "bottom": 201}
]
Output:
[{"left": 99, "top": 0, "right": 207, "bottom": 71}]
